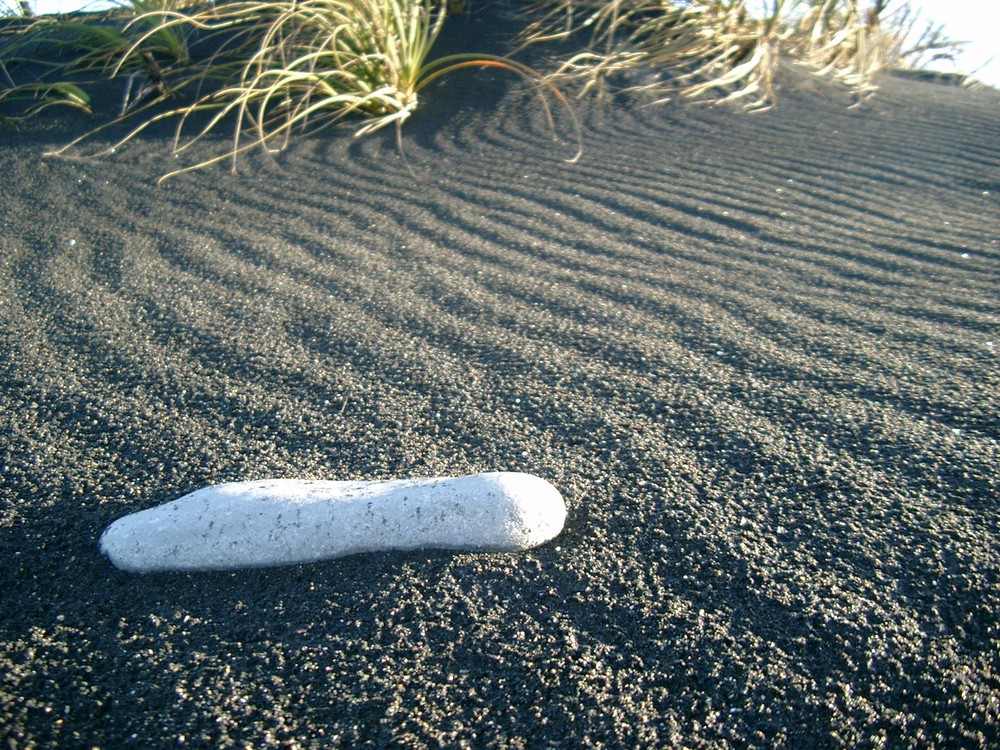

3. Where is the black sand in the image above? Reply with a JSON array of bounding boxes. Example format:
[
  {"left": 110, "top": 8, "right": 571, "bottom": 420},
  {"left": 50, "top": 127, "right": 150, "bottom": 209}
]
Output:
[{"left": 2, "top": 8, "right": 999, "bottom": 748}]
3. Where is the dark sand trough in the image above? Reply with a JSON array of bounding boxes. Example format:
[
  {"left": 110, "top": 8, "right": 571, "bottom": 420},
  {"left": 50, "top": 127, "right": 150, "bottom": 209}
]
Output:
[{"left": 1, "top": 8, "right": 999, "bottom": 747}]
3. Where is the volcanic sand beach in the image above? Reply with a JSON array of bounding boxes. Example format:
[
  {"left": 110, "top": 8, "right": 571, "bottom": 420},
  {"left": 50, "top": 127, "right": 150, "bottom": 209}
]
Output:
[{"left": 2, "top": 7, "right": 999, "bottom": 747}]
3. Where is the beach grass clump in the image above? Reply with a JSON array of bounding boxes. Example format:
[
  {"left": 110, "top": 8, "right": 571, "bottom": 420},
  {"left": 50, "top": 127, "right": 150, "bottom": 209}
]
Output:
[
  {"left": 516, "top": 0, "right": 963, "bottom": 107},
  {"left": 788, "top": 0, "right": 964, "bottom": 98},
  {"left": 0, "top": 0, "right": 194, "bottom": 124},
  {"left": 790, "top": 0, "right": 888, "bottom": 97},
  {"left": 670, "top": 0, "right": 790, "bottom": 108},
  {"left": 516, "top": 0, "right": 793, "bottom": 109},
  {"left": 23, "top": 0, "right": 577, "bottom": 179}
]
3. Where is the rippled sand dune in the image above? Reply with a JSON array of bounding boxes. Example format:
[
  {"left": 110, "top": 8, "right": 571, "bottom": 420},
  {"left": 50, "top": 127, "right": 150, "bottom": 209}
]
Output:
[{"left": 1, "top": 12, "right": 998, "bottom": 746}]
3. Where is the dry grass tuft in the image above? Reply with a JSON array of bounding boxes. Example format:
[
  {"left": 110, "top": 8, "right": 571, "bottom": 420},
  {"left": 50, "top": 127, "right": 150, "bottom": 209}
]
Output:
[
  {"left": 788, "top": 0, "right": 964, "bottom": 101},
  {"left": 516, "top": 0, "right": 965, "bottom": 108},
  {"left": 516, "top": 0, "right": 792, "bottom": 109}
]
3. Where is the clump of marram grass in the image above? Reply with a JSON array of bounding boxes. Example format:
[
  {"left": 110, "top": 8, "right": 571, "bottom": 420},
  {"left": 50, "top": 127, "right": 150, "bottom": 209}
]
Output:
[
  {"left": 40, "top": 0, "right": 579, "bottom": 181},
  {"left": 515, "top": 0, "right": 964, "bottom": 108},
  {"left": 788, "top": 0, "right": 964, "bottom": 100},
  {"left": 668, "top": 0, "right": 790, "bottom": 109},
  {"left": 790, "top": 0, "right": 888, "bottom": 98},
  {"left": 0, "top": 0, "right": 195, "bottom": 124},
  {"left": 516, "top": 0, "right": 795, "bottom": 110}
]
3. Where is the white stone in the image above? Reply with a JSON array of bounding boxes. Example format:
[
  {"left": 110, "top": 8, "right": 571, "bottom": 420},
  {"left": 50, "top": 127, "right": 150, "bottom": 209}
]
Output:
[{"left": 100, "top": 472, "right": 567, "bottom": 573}]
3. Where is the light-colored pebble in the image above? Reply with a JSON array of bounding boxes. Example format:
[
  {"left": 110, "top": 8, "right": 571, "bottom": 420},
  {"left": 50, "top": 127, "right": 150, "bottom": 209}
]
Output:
[{"left": 100, "top": 472, "right": 567, "bottom": 572}]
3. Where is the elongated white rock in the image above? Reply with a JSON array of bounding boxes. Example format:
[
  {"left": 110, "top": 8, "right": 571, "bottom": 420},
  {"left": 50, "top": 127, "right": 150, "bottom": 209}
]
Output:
[{"left": 100, "top": 472, "right": 566, "bottom": 573}]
